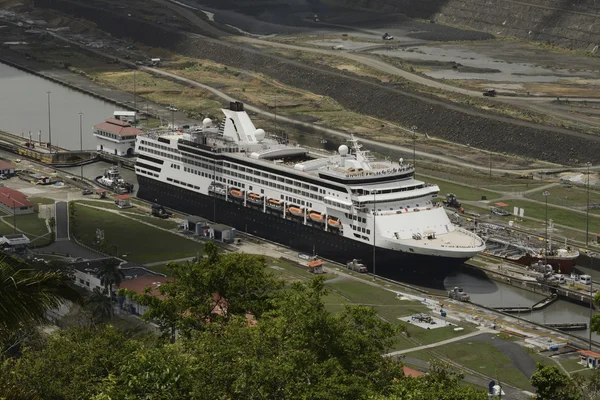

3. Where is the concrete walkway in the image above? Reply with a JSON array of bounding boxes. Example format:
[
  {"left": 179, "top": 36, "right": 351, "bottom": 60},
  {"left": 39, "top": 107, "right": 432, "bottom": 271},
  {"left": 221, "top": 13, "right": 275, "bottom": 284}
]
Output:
[{"left": 384, "top": 329, "right": 491, "bottom": 357}]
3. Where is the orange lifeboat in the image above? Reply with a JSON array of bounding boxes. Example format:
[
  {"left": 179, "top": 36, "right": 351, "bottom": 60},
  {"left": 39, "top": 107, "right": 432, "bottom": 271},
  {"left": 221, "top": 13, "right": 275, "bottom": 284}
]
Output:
[
  {"left": 267, "top": 198, "right": 282, "bottom": 209},
  {"left": 288, "top": 205, "right": 304, "bottom": 217},
  {"left": 309, "top": 211, "right": 324, "bottom": 223},
  {"left": 247, "top": 193, "right": 262, "bottom": 203},
  {"left": 229, "top": 188, "right": 243, "bottom": 198},
  {"left": 327, "top": 217, "right": 341, "bottom": 228}
]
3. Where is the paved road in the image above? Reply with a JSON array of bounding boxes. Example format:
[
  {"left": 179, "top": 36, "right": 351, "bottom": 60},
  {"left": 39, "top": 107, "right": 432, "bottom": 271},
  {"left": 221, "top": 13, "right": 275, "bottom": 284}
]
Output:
[
  {"left": 55, "top": 201, "right": 68, "bottom": 241},
  {"left": 384, "top": 329, "right": 492, "bottom": 357}
]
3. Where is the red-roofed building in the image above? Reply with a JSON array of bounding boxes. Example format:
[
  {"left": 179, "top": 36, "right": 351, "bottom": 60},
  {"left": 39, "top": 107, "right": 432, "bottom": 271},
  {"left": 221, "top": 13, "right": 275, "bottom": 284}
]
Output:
[
  {"left": 94, "top": 118, "right": 145, "bottom": 156},
  {"left": 402, "top": 366, "right": 425, "bottom": 378},
  {"left": 119, "top": 276, "right": 174, "bottom": 315},
  {"left": 0, "top": 187, "right": 34, "bottom": 215},
  {"left": 0, "top": 161, "right": 16, "bottom": 176},
  {"left": 579, "top": 350, "right": 600, "bottom": 369}
]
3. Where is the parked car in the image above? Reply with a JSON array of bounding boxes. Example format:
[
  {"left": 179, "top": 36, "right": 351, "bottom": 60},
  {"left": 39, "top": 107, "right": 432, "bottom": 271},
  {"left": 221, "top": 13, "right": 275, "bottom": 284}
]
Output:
[
  {"left": 82, "top": 188, "right": 93, "bottom": 195},
  {"left": 0, "top": 174, "right": 8, "bottom": 180},
  {"left": 483, "top": 89, "right": 497, "bottom": 97}
]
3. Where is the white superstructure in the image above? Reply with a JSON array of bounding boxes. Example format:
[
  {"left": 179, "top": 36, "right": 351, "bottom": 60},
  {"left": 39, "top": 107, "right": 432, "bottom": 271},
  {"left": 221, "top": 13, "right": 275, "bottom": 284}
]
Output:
[{"left": 135, "top": 102, "right": 485, "bottom": 266}]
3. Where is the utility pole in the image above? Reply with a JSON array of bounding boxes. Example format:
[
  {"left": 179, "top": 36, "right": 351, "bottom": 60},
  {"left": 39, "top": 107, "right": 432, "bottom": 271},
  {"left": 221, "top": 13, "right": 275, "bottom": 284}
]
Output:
[
  {"left": 590, "top": 275, "right": 593, "bottom": 350},
  {"left": 543, "top": 191, "right": 550, "bottom": 265},
  {"left": 47, "top": 91, "right": 52, "bottom": 153},
  {"left": 12, "top": 200, "right": 16, "bottom": 234},
  {"left": 489, "top": 152, "right": 493, "bottom": 178},
  {"left": 411, "top": 125, "right": 417, "bottom": 168},
  {"left": 79, "top": 112, "right": 84, "bottom": 181},
  {"left": 586, "top": 162, "right": 592, "bottom": 247},
  {"left": 373, "top": 190, "right": 377, "bottom": 280},
  {"left": 274, "top": 95, "right": 278, "bottom": 140},
  {"left": 133, "top": 69, "right": 137, "bottom": 110}
]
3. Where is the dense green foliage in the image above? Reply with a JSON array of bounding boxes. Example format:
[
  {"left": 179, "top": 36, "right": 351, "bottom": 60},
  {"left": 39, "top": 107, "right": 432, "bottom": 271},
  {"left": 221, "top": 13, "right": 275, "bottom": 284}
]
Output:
[{"left": 531, "top": 363, "right": 581, "bottom": 400}]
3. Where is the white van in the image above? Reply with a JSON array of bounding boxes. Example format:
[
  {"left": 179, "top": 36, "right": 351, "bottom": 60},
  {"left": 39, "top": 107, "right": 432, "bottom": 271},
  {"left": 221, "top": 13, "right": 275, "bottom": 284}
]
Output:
[
  {"left": 553, "top": 274, "right": 566, "bottom": 284},
  {"left": 579, "top": 275, "right": 592, "bottom": 285}
]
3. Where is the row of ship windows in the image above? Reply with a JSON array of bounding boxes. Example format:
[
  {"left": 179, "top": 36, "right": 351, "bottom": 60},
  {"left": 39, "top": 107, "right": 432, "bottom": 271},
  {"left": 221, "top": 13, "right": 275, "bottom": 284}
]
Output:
[
  {"left": 282, "top": 195, "right": 313, "bottom": 208},
  {"left": 135, "top": 168, "right": 159, "bottom": 178},
  {"left": 166, "top": 177, "right": 201, "bottom": 191},
  {"left": 140, "top": 141, "right": 181, "bottom": 154},
  {"left": 353, "top": 233, "right": 370, "bottom": 241},
  {"left": 351, "top": 225, "right": 370, "bottom": 235},
  {"left": 141, "top": 146, "right": 182, "bottom": 161},
  {"left": 345, "top": 213, "right": 366, "bottom": 223},
  {"left": 352, "top": 185, "right": 425, "bottom": 196},
  {"left": 182, "top": 165, "right": 325, "bottom": 202},
  {"left": 324, "top": 198, "right": 351, "bottom": 211}
]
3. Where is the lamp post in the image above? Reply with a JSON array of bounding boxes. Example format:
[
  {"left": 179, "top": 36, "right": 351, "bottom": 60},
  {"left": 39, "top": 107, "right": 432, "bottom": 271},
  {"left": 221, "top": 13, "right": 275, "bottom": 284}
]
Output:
[
  {"left": 133, "top": 69, "right": 137, "bottom": 110},
  {"left": 372, "top": 189, "right": 377, "bottom": 280},
  {"left": 411, "top": 125, "right": 417, "bottom": 168},
  {"left": 543, "top": 191, "right": 550, "bottom": 265},
  {"left": 79, "top": 112, "right": 84, "bottom": 181},
  {"left": 12, "top": 200, "right": 16, "bottom": 234},
  {"left": 47, "top": 91, "right": 52, "bottom": 153},
  {"left": 586, "top": 162, "right": 592, "bottom": 247}
]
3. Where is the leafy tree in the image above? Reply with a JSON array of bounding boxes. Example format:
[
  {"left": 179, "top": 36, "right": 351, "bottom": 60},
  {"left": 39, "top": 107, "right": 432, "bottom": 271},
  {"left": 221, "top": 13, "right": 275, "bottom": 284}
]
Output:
[
  {"left": 97, "top": 258, "right": 124, "bottom": 296},
  {"left": 120, "top": 242, "right": 283, "bottom": 340},
  {"left": 89, "top": 288, "right": 114, "bottom": 323},
  {"left": 0, "top": 255, "right": 82, "bottom": 335},
  {"left": 379, "top": 361, "right": 487, "bottom": 399},
  {"left": 573, "top": 369, "right": 600, "bottom": 400},
  {"left": 2, "top": 326, "right": 139, "bottom": 400},
  {"left": 531, "top": 363, "right": 581, "bottom": 400}
]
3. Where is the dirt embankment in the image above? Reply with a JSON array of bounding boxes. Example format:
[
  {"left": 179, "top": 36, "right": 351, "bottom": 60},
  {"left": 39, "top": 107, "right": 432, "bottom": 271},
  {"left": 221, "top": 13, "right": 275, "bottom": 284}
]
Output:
[
  {"left": 33, "top": 0, "right": 600, "bottom": 164},
  {"left": 339, "top": 0, "right": 600, "bottom": 50}
]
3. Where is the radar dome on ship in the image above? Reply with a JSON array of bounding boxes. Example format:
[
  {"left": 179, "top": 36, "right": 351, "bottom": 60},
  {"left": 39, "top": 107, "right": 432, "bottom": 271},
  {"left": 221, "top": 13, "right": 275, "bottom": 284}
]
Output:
[
  {"left": 202, "top": 118, "right": 212, "bottom": 127},
  {"left": 338, "top": 144, "right": 349, "bottom": 156},
  {"left": 254, "top": 129, "right": 266, "bottom": 141}
]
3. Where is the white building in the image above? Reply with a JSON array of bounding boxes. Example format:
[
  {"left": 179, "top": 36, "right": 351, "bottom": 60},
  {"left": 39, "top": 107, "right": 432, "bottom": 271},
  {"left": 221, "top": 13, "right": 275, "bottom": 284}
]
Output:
[
  {"left": 113, "top": 111, "right": 137, "bottom": 123},
  {"left": 94, "top": 118, "right": 144, "bottom": 156}
]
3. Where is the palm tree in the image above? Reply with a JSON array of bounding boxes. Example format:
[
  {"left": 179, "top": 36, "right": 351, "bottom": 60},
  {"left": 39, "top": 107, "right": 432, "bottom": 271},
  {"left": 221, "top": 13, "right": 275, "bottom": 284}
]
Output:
[
  {"left": 89, "top": 288, "right": 114, "bottom": 323},
  {"left": 0, "top": 256, "right": 82, "bottom": 334},
  {"left": 97, "top": 258, "right": 125, "bottom": 296}
]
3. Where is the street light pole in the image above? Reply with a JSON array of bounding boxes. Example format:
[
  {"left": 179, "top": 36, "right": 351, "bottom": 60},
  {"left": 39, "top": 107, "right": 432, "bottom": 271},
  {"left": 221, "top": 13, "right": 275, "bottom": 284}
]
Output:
[
  {"left": 543, "top": 191, "right": 550, "bottom": 265},
  {"left": 590, "top": 275, "right": 593, "bottom": 350},
  {"left": 47, "top": 91, "right": 52, "bottom": 153},
  {"left": 133, "top": 69, "right": 137, "bottom": 110},
  {"left": 586, "top": 162, "right": 592, "bottom": 247},
  {"left": 79, "top": 112, "right": 84, "bottom": 181},
  {"left": 373, "top": 189, "right": 377, "bottom": 280}
]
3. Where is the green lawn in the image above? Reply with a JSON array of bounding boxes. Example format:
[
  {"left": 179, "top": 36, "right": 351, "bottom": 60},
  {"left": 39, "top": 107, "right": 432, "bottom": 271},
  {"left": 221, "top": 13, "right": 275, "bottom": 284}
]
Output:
[
  {"left": 128, "top": 214, "right": 180, "bottom": 229},
  {"left": 505, "top": 199, "right": 600, "bottom": 234},
  {"left": 525, "top": 185, "right": 600, "bottom": 210},
  {"left": 71, "top": 204, "right": 203, "bottom": 263},
  {"left": 558, "top": 356, "right": 586, "bottom": 373},
  {"left": 28, "top": 197, "right": 55, "bottom": 212},
  {"left": 411, "top": 341, "right": 533, "bottom": 390},
  {"left": 0, "top": 213, "right": 51, "bottom": 246},
  {"left": 326, "top": 279, "right": 399, "bottom": 305},
  {"left": 415, "top": 174, "right": 499, "bottom": 201}
]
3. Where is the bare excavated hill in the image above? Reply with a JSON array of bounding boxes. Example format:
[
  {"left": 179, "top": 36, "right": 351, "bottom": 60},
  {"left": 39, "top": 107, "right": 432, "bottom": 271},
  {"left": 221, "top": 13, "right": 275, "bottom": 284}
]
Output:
[
  {"left": 336, "top": 0, "right": 600, "bottom": 51},
  {"left": 33, "top": 0, "right": 600, "bottom": 164}
]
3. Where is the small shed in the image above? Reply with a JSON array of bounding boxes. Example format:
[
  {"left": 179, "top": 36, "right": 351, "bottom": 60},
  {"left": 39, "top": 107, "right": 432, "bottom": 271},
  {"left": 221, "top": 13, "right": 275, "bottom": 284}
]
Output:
[
  {"left": 308, "top": 259, "right": 324, "bottom": 274},
  {"left": 114, "top": 194, "right": 132, "bottom": 209},
  {"left": 579, "top": 350, "right": 600, "bottom": 369},
  {"left": 95, "top": 189, "right": 108, "bottom": 199},
  {"left": 0, "top": 161, "right": 16, "bottom": 176},
  {"left": 209, "top": 223, "right": 235, "bottom": 243},
  {"left": 0, "top": 233, "right": 30, "bottom": 251},
  {"left": 184, "top": 215, "right": 209, "bottom": 235}
]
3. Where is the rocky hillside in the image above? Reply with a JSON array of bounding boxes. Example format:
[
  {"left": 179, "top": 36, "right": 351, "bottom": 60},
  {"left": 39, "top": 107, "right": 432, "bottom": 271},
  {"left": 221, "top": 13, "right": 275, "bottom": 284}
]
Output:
[{"left": 340, "top": 0, "right": 600, "bottom": 50}]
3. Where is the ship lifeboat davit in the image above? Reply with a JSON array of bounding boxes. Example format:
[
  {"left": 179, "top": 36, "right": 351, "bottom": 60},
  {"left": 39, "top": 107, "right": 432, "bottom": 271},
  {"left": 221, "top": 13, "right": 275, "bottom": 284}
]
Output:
[
  {"left": 288, "top": 205, "right": 304, "bottom": 217},
  {"left": 327, "top": 217, "right": 341, "bottom": 228},
  {"left": 267, "top": 198, "right": 282, "bottom": 209},
  {"left": 309, "top": 211, "right": 325, "bottom": 223},
  {"left": 229, "top": 188, "right": 244, "bottom": 198},
  {"left": 247, "top": 192, "right": 263, "bottom": 203}
]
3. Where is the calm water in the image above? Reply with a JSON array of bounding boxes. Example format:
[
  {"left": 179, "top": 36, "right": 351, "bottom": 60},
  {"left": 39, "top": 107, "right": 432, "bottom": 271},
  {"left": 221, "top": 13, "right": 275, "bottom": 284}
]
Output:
[
  {"left": 446, "top": 272, "right": 600, "bottom": 342},
  {"left": 0, "top": 62, "right": 116, "bottom": 150}
]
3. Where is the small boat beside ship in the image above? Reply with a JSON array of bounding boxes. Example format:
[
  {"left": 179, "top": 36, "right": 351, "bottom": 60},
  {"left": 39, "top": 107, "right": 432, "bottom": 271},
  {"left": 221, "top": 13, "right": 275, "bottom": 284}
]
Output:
[
  {"left": 95, "top": 166, "right": 134, "bottom": 194},
  {"left": 478, "top": 221, "right": 579, "bottom": 274}
]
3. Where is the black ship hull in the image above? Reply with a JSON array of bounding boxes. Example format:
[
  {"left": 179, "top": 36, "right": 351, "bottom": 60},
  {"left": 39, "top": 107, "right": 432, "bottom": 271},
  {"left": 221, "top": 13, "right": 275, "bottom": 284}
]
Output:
[{"left": 137, "top": 176, "right": 467, "bottom": 283}]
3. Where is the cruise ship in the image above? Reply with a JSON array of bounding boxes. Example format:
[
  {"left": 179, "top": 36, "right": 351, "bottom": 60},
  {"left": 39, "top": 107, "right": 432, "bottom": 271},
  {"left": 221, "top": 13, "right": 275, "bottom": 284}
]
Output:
[{"left": 134, "top": 102, "right": 485, "bottom": 281}]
